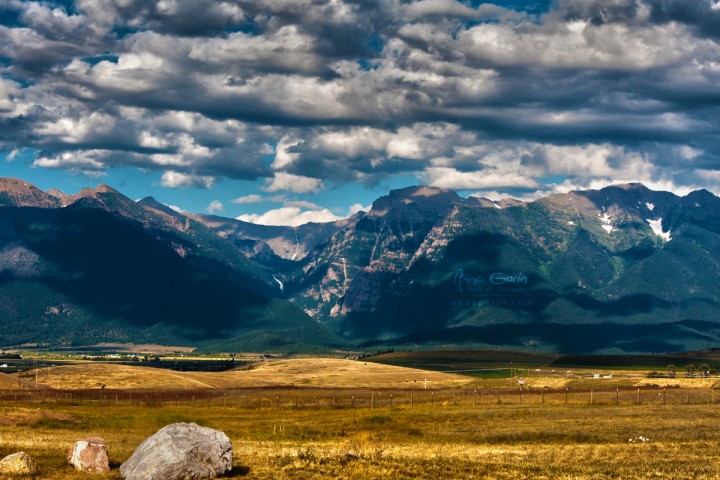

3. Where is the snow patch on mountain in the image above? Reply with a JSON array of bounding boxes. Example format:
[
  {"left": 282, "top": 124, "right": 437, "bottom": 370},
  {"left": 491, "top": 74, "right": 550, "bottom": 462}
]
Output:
[
  {"left": 646, "top": 218, "right": 671, "bottom": 242},
  {"left": 599, "top": 211, "right": 616, "bottom": 233}
]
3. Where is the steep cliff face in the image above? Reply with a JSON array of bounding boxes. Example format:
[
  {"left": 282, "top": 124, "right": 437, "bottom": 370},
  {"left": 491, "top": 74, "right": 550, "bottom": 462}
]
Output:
[
  {"left": 335, "top": 184, "right": 720, "bottom": 352},
  {"left": 280, "top": 186, "right": 463, "bottom": 320}
]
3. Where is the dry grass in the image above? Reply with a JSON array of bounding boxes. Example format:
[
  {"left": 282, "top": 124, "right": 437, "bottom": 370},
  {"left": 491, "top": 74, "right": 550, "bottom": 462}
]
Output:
[
  {"left": 0, "top": 371, "right": 20, "bottom": 389},
  {"left": 30, "top": 358, "right": 473, "bottom": 390},
  {"left": 5, "top": 361, "right": 720, "bottom": 478},
  {"left": 2, "top": 400, "right": 720, "bottom": 479}
]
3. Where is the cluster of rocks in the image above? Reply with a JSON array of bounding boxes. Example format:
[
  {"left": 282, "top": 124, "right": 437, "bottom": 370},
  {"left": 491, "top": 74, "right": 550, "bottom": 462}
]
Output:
[{"left": 0, "top": 423, "right": 233, "bottom": 478}]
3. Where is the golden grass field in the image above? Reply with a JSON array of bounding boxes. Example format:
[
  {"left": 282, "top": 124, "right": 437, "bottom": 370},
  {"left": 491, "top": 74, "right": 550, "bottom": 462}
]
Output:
[
  {"left": 3, "top": 398, "right": 720, "bottom": 479},
  {"left": 3, "top": 358, "right": 720, "bottom": 478},
  {"left": 25, "top": 358, "right": 474, "bottom": 390}
]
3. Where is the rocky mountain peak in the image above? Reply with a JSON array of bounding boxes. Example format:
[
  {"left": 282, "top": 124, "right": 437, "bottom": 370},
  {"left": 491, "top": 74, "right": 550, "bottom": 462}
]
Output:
[
  {"left": 0, "top": 178, "right": 60, "bottom": 208},
  {"left": 137, "top": 197, "right": 185, "bottom": 219},
  {"left": 95, "top": 184, "right": 119, "bottom": 194},
  {"left": 608, "top": 183, "right": 650, "bottom": 191},
  {"left": 368, "top": 185, "right": 461, "bottom": 219}
]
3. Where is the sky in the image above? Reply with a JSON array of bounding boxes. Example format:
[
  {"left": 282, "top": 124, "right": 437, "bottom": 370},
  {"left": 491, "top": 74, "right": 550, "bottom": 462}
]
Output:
[{"left": 1, "top": 0, "right": 720, "bottom": 226}]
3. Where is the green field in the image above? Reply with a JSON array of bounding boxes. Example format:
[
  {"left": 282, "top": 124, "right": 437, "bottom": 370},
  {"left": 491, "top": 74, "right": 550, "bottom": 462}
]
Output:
[{"left": 366, "top": 349, "right": 720, "bottom": 378}]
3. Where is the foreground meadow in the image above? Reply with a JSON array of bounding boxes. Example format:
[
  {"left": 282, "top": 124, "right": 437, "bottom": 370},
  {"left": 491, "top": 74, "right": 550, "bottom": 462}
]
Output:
[{"left": 2, "top": 395, "right": 720, "bottom": 479}]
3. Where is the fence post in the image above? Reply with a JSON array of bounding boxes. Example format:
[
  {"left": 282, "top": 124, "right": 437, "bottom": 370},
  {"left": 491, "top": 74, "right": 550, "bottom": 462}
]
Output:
[
  {"left": 371, "top": 394, "right": 374, "bottom": 409},
  {"left": 474, "top": 389, "right": 477, "bottom": 406},
  {"left": 590, "top": 389, "right": 593, "bottom": 405},
  {"left": 663, "top": 388, "right": 666, "bottom": 405},
  {"left": 565, "top": 388, "right": 568, "bottom": 405},
  {"left": 616, "top": 388, "right": 619, "bottom": 406}
]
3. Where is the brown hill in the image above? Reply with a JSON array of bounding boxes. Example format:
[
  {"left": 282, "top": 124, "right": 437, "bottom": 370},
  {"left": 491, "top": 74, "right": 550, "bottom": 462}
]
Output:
[{"left": 32, "top": 358, "right": 473, "bottom": 390}]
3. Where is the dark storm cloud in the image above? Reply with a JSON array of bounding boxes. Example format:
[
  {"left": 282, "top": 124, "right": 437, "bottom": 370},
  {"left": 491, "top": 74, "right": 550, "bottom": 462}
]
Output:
[
  {"left": 645, "top": 0, "right": 720, "bottom": 40},
  {"left": 1, "top": 0, "right": 719, "bottom": 194}
]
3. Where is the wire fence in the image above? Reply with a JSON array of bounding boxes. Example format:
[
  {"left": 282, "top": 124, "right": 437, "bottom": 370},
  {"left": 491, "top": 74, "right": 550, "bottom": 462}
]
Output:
[{"left": 0, "top": 386, "right": 717, "bottom": 409}]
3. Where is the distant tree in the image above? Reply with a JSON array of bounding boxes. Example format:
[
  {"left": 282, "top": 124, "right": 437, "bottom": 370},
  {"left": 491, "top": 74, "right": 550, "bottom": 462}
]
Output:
[
  {"left": 698, "top": 364, "right": 710, "bottom": 378},
  {"left": 666, "top": 364, "right": 676, "bottom": 378},
  {"left": 685, "top": 364, "right": 696, "bottom": 377}
]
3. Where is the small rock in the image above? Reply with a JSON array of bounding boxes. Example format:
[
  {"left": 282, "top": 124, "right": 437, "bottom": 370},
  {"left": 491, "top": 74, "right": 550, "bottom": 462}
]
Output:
[
  {"left": 120, "top": 422, "right": 233, "bottom": 480},
  {"left": 67, "top": 437, "right": 110, "bottom": 473},
  {"left": 0, "top": 451, "right": 39, "bottom": 476}
]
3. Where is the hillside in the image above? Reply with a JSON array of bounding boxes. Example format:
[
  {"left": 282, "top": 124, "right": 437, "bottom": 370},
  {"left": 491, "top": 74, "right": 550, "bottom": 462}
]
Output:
[
  {"left": 0, "top": 179, "right": 344, "bottom": 352},
  {"left": 28, "top": 358, "right": 472, "bottom": 390},
  {"left": 276, "top": 183, "right": 720, "bottom": 353},
  {"left": 1, "top": 178, "right": 719, "bottom": 353}
]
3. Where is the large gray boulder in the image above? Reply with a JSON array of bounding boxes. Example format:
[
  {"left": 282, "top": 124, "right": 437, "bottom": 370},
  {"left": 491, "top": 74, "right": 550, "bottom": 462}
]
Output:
[{"left": 120, "top": 423, "right": 233, "bottom": 480}]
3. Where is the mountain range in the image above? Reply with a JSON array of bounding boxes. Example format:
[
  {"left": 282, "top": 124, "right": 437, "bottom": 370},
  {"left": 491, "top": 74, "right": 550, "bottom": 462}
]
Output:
[{"left": 1, "top": 177, "right": 719, "bottom": 353}]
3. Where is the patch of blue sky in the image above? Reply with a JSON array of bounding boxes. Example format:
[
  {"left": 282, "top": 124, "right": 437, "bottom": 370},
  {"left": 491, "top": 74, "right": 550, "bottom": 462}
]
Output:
[
  {"left": 1, "top": 148, "right": 93, "bottom": 194},
  {"left": 469, "top": 0, "right": 552, "bottom": 15},
  {"left": 0, "top": 7, "right": 21, "bottom": 27},
  {"left": 80, "top": 55, "right": 120, "bottom": 67},
  {"left": 49, "top": 0, "right": 78, "bottom": 15},
  {"left": 357, "top": 58, "right": 379, "bottom": 71},
  {"left": 538, "top": 174, "right": 569, "bottom": 185},
  {"left": 224, "top": 19, "right": 263, "bottom": 37}
]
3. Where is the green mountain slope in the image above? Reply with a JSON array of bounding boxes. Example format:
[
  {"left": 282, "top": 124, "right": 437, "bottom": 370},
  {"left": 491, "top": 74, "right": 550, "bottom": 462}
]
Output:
[{"left": 0, "top": 180, "right": 344, "bottom": 352}]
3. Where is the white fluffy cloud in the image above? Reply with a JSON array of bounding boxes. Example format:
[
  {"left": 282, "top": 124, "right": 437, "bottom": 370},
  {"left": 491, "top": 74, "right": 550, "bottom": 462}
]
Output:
[
  {"left": 206, "top": 200, "right": 224, "bottom": 214},
  {"left": 236, "top": 206, "right": 341, "bottom": 227},
  {"left": 264, "top": 172, "right": 323, "bottom": 193},
  {"left": 348, "top": 203, "right": 370, "bottom": 215},
  {"left": 231, "top": 194, "right": 264, "bottom": 204},
  {"left": 0, "top": 0, "right": 719, "bottom": 198},
  {"left": 161, "top": 171, "right": 215, "bottom": 189}
]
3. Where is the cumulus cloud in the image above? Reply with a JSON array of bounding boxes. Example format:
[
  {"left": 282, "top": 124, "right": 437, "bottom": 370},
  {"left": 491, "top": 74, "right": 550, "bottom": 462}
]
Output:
[
  {"left": 236, "top": 206, "right": 341, "bottom": 227},
  {"left": 231, "top": 194, "right": 264, "bottom": 204},
  {"left": 348, "top": 203, "right": 370, "bottom": 215},
  {"left": 264, "top": 172, "right": 323, "bottom": 193},
  {"left": 161, "top": 171, "right": 215, "bottom": 189},
  {"left": 206, "top": 200, "right": 224, "bottom": 214},
  {"left": 1, "top": 0, "right": 719, "bottom": 197}
]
